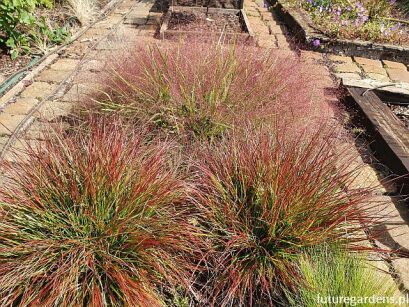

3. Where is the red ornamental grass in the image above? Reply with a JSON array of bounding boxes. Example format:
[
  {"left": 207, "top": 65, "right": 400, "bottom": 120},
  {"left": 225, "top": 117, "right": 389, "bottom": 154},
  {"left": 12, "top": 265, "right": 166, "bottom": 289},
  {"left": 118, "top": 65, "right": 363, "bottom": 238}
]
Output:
[
  {"left": 0, "top": 120, "right": 201, "bottom": 306},
  {"left": 195, "top": 127, "right": 377, "bottom": 306},
  {"left": 84, "top": 42, "right": 321, "bottom": 141}
]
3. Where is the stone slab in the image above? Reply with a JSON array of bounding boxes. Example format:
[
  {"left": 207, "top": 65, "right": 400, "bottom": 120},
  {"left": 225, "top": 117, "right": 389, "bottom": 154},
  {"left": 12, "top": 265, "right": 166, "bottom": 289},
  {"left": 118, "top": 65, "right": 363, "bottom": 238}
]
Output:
[
  {"left": 50, "top": 59, "right": 80, "bottom": 71},
  {"left": 20, "top": 82, "right": 55, "bottom": 100},
  {"left": 0, "top": 114, "right": 27, "bottom": 136},
  {"left": 382, "top": 60, "right": 407, "bottom": 71},
  {"left": 36, "top": 69, "right": 70, "bottom": 83},
  {"left": 3, "top": 98, "right": 38, "bottom": 115}
]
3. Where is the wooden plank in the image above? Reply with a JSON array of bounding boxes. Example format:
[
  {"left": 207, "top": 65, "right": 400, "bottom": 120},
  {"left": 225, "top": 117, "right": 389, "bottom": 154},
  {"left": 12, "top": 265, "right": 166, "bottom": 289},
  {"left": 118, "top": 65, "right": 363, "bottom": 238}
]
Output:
[{"left": 347, "top": 87, "right": 409, "bottom": 191}]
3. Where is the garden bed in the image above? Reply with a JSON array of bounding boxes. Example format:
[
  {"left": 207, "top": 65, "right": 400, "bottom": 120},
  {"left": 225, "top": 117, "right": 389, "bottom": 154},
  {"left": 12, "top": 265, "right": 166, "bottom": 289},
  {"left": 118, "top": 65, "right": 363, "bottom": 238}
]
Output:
[
  {"left": 346, "top": 87, "right": 409, "bottom": 194},
  {"left": 160, "top": 6, "right": 254, "bottom": 43},
  {"left": 171, "top": 0, "right": 243, "bottom": 9},
  {"left": 0, "top": 53, "right": 32, "bottom": 80},
  {"left": 271, "top": 0, "right": 409, "bottom": 64}
]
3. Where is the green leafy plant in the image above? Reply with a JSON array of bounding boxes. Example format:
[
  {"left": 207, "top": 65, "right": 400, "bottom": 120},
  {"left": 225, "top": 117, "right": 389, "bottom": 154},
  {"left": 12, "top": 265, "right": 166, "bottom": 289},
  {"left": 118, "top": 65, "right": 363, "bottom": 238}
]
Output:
[
  {"left": 0, "top": 0, "right": 66, "bottom": 58},
  {"left": 31, "top": 17, "right": 69, "bottom": 53},
  {"left": 287, "top": 244, "right": 398, "bottom": 307}
]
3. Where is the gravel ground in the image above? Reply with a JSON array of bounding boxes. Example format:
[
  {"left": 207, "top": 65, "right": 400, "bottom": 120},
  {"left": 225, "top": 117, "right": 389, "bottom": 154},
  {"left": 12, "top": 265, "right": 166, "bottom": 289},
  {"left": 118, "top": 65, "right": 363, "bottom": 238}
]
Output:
[{"left": 388, "top": 103, "right": 409, "bottom": 129}]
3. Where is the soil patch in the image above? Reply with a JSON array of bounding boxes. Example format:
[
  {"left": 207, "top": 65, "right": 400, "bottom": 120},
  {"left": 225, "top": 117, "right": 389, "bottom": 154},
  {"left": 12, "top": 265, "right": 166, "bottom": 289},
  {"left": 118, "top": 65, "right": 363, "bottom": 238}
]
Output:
[
  {"left": 0, "top": 51, "right": 32, "bottom": 80},
  {"left": 168, "top": 10, "right": 245, "bottom": 33},
  {"left": 388, "top": 103, "right": 409, "bottom": 129},
  {"left": 173, "top": 0, "right": 240, "bottom": 9}
]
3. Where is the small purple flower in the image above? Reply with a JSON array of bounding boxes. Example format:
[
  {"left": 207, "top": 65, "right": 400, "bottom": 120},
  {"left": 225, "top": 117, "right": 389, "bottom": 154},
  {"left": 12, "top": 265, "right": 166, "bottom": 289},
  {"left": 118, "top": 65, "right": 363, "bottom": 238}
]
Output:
[{"left": 312, "top": 39, "right": 321, "bottom": 47}]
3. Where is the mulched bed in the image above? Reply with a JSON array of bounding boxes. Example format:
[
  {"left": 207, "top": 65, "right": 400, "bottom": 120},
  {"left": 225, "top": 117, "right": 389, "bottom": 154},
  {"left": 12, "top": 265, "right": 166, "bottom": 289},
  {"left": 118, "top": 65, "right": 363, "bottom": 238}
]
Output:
[
  {"left": 0, "top": 51, "right": 32, "bottom": 80},
  {"left": 173, "top": 0, "right": 240, "bottom": 9},
  {"left": 168, "top": 11, "right": 245, "bottom": 32},
  {"left": 388, "top": 103, "right": 409, "bottom": 129}
]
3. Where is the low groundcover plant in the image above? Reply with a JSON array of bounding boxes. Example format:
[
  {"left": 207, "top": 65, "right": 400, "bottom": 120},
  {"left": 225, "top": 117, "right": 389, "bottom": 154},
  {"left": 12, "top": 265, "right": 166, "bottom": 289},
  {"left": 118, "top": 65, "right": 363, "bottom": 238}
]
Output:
[{"left": 0, "top": 120, "right": 202, "bottom": 306}]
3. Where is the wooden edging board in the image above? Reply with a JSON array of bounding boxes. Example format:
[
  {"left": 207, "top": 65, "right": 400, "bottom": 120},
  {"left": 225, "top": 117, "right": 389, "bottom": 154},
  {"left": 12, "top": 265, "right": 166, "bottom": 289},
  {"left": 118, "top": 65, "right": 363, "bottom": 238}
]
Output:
[{"left": 346, "top": 87, "right": 409, "bottom": 194}]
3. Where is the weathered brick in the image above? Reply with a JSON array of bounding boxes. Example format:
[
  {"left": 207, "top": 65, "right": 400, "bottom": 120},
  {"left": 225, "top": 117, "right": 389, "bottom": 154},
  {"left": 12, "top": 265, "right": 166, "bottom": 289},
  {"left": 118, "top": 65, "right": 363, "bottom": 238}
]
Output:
[
  {"left": 245, "top": 9, "right": 260, "bottom": 17},
  {"left": 260, "top": 11, "right": 272, "bottom": 21},
  {"left": 300, "top": 50, "right": 323, "bottom": 63},
  {"left": 36, "top": 69, "right": 70, "bottom": 83},
  {"left": 275, "top": 34, "right": 290, "bottom": 48},
  {"left": 81, "top": 27, "right": 108, "bottom": 41},
  {"left": 82, "top": 60, "right": 106, "bottom": 72},
  {"left": 354, "top": 56, "right": 382, "bottom": 67},
  {"left": 382, "top": 60, "right": 407, "bottom": 70},
  {"left": 93, "top": 15, "right": 124, "bottom": 29},
  {"left": 124, "top": 16, "right": 148, "bottom": 25},
  {"left": 366, "top": 73, "right": 389, "bottom": 82},
  {"left": 63, "top": 41, "right": 91, "bottom": 59},
  {"left": 35, "top": 101, "right": 73, "bottom": 121},
  {"left": 50, "top": 58, "right": 80, "bottom": 71},
  {"left": 334, "top": 62, "right": 361, "bottom": 73},
  {"left": 0, "top": 114, "right": 27, "bottom": 136},
  {"left": 257, "top": 35, "right": 277, "bottom": 48},
  {"left": 95, "top": 39, "right": 122, "bottom": 50},
  {"left": 112, "top": 6, "right": 130, "bottom": 15},
  {"left": 334, "top": 72, "right": 362, "bottom": 81},
  {"left": 387, "top": 68, "right": 409, "bottom": 83},
  {"left": 20, "top": 82, "right": 55, "bottom": 99},
  {"left": 252, "top": 24, "right": 270, "bottom": 36},
  {"left": 328, "top": 54, "right": 353, "bottom": 63},
  {"left": 138, "top": 24, "right": 157, "bottom": 31},
  {"left": 360, "top": 65, "right": 387, "bottom": 75},
  {"left": 3, "top": 98, "right": 38, "bottom": 115},
  {"left": 114, "top": 25, "right": 142, "bottom": 41},
  {"left": 268, "top": 23, "right": 285, "bottom": 35},
  {"left": 60, "top": 84, "right": 95, "bottom": 102}
]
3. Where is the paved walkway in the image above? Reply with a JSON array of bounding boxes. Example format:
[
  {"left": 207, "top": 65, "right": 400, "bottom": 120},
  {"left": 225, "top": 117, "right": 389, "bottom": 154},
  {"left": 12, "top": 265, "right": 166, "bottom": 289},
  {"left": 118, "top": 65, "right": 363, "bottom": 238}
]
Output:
[
  {"left": 0, "top": 0, "right": 408, "bottom": 296},
  {"left": 330, "top": 54, "right": 409, "bottom": 96}
]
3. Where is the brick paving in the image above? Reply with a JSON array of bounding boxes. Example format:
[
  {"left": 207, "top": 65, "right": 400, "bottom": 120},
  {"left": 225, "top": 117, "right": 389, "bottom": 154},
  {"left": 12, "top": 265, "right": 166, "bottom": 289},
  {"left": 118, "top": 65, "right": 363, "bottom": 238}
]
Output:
[
  {"left": 0, "top": 0, "right": 408, "bottom": 297},
  {"left": 330, "top": 53, "right": 409, "bottom": 95}
]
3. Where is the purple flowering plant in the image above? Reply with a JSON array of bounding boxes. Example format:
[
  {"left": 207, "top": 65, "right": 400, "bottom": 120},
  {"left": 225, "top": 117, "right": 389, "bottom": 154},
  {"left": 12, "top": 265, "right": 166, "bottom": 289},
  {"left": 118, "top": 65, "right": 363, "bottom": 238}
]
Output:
[{"left": 293, "top": 0, "right": 408, "bottom": 43}]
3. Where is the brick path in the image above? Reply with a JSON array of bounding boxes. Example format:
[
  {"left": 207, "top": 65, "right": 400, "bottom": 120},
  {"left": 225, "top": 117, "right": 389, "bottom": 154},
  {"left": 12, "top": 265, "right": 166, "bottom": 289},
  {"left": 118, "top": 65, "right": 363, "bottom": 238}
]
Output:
[
  {"left": 330, "top": 54, "right": 409, "bottom": 95},
  {"left": 0, "top": 0, "right": 408, "bottom": 296}
]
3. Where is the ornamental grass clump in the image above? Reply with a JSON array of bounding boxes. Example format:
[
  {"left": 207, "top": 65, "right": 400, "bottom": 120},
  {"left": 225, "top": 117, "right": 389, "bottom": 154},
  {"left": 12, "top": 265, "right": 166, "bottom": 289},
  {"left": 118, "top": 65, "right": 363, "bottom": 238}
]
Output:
[
  {"left": 195, "top": 127, "right": 376, "bottom": 306},
  {"left": 85, "top": 42, "right": 317, "bottom": 142},
  {"left": 287, "top": 244, "right": 398, "bottom": 307},
  {"left": 0, "top": 120, "right": 202, "bottom": 306}
]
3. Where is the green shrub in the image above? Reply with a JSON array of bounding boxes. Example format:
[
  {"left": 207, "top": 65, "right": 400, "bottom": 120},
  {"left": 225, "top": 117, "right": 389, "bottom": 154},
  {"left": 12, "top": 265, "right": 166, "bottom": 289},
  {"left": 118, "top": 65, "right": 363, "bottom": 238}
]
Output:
[{"left": 288, "top": 245, "right": 398, "bottom": 307}]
